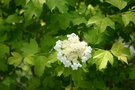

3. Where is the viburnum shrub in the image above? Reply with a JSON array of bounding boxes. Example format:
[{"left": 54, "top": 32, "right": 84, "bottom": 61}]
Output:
[{"left": 0, "top": 0, "right": 135, "bottom": 90}]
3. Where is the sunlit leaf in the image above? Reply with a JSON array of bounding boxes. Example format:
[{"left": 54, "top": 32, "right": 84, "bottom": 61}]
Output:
[
  {"left": 122, "top": 11, "right": 135, "bottom": 26},
  {"left": 72, "top": 17, "right": 87, "bottom": 25},
  {"left": 46, "top": 52, "right": 57, "bottom": 67},
  {"left": 8, "top": 52, "right": 22, "bottom": 67},
  {"left": 93, "top": 49, "right": 114, "bottom": 70},
  {"left": 55, "top": 65, "right": 64, "bottom": 76},
  {"left": 87, "top": 15, "right": 115, "bottom": 32},
  {"left": 23, "top": 55, "right": 34, "bottom": 65},
  {"left": 33, "top": 56, "right": 47, "bottom": 76},
  {"left": 111, "top": 39, "right": 129, "bottom": 64},
  {"left": 105, "top": 0, "right": 127, "bottom": 10}
]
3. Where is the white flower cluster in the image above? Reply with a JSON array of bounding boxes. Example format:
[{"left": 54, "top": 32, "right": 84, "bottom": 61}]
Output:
[{"left": 54, "top": 33, "right": 92, "bottom": 70}]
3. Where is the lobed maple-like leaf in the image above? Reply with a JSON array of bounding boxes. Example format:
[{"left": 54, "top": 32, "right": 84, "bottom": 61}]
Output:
[
  {"left": 24, "top": 0, "right": 45, "bottom": 20},
  {"left": 87, "top": 15, "right": 115, "bottom": 32},
  {"left": 122, "top": 11, "right": 135, "bottom": 26},
  {"left": 21, "top": 39, "right": 39, "bottom": 56},
  {"left": 8, "top": 52, "right": 22, "bottom": 67},
  {"left": 93, "top": 49, "right": 114, "bottom": 70},
  {"left": 46, "top": 0, "right": 68, "bottom": 13},
  {"left": 105, "top": 0, "right": 127, "bottom": 10},
  {"left": 111, "top": 39, "right": 130, "bottom": 64}
]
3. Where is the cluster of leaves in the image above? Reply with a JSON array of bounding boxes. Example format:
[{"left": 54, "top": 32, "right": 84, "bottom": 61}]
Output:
[{"left": 0, "top": 0, "right": 135, "bottom": 89}]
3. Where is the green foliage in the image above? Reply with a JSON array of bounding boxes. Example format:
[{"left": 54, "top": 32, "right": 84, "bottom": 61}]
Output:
[
  {"left": 33, "top": 56, "right": 47, "bottom": 76},
  {"left": 111, "top": 39, "right": 129, "bottom": 63},
  {"left": 21, "top": 39, "right": 39, "bottom": 56},
  {"left": 87, "top": 15, "right": 115, "bottom": 32},
  {"left": 46, "top": 0, "right": 68, "bottom": 13},
  {"left": 93, "top": 49, "right": 113, "bottom": 70},
  {"left": 8, "top": 52, "right": 22, "bottom": 67},
  {"left": 83, "top": 28, "right": 105, "bottom": 45},
  {"left": 105, "top": 0, "right": 127, "bottom": 10},
  {"left": 0, "top": 44, "right": 9, "bottom": 58},
  {"left": 24, "top": 0, "right": 45, "bottom": 20},
  {"left": 122, "top": 11, "right": 135, "bottom": 26},
  {"left": 0, "top": 0, "right": 135, "bottom": 89},
  {"left": 0, "top": 43, "right": 9, "bottom": 71}
]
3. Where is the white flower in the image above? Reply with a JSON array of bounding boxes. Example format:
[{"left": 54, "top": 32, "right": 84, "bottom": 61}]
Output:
[
  {"left": 54, "top": 40, "right": 62, "bottom": 51},
  {"left": 54, "top": 33, "right": 92, "bottom": 70},
  {"left": 82, "top": 56, "right": 88, "bottom": 63},
  {"left": 71, "top": 63, "right": 82, "bottom": 70}
]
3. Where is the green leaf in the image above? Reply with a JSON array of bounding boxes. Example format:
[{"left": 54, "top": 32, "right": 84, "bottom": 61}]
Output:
[
  {"left": 87, "top": 15, "right": 115, "bottom": 32},
  {"left": 33, "top": 56, "right": 47, "bottom": 76},
  {"left": 57, "top": 13, "right": 71, "bottom": 29},
  {"left": 46, "top": 0, "right": 68, "bottom": 13},
  {"left": 72, "top": 17, "right": 87, "bottom": 25},
  {"left": 129, "top": 66, "right": 135, "bottom": 79},
  {"left": 46, "top": 52, "right": 57, "bottom": 67},
  {"left": 21, "top": 39, "right": 39, "bottom": 56},
  {"left": 111, "top": 39, "right": 129, "bottom": 64},
  {"left": 0, "top": 0, "right": 10, "bottom": 6},
  {"left": 111, "top": 39, "right": 124, "bottom": 56},
  {"left": 2, "top": 77, "right": 15, "bottom": 86},
  {"left": 24, "top": 0, "right": 45, "bottom": 20},
  {"left": 71, "top": 69, "right": 89, "bottom": 88},
  {"left": 93, "top": 49, "right": 114, "bottom": 70},
  {"left": 40, "top": 35, "right": 56, "bottom": 53},
  {"left": 0, "top": 83, "right": 10, "bottom": 90},
  {"left": 23, "top": 55, "right": 34, "bottom": 65},
  {"left": 55, "top": 65, "right": 64, "bottom": 76},
  {"left": 50, "top": 13, "right": 71, "bottom": 30},
  {"left": 0, "top": 32, "right": 7, "bottom": 42},
  {"left": 83, "top": 29, "right": 104, "bottom": 45},
  {"left": 0, "top": 59, "right": 8, "bottom": 71},
  {"left": 32, "top": 0, "right": 45, "bottom": 6},
  {"left": 105, "top": 0, "right": 127, "bottom": 10},
  {"left": 122, "top": 11, "right": 135, "bottom": 26},
  {"left": 15, "top": 0, "right": 25, "bottom": 6},
  {"left": 0, "top": 43, "right": 9, "bottom": 58},
  {"left": 0, "top": 41, "right": 9, "bottom": 72},
  {"left": 87, "top": 15, "right": 103, "bottom": 26},
  {"left": 8, "top": 52, "right": 22, "bottom": 67},
  {"left": 5, "top": 14, "right": 22, "bottom": 24},
  {"left": 78, "top": 2, "right": 87, "bottom": 14},
  {"left": 63, "top": 68, "right": 72, "bottom": 77},
  {"left": 26, "top": 0, "right": 30, "bottom": 4},
  {"left": 21, "top": 65, "right": 31, "bottom": 71},
  {"left": 26, "top": 77, "right": 40, "bottom": 90},
  {"left": 99, "top": 17, "right": 115, "bottom": 32},
  {"left": 65, "top": 0, "right": 78, "bottom": 6}
]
